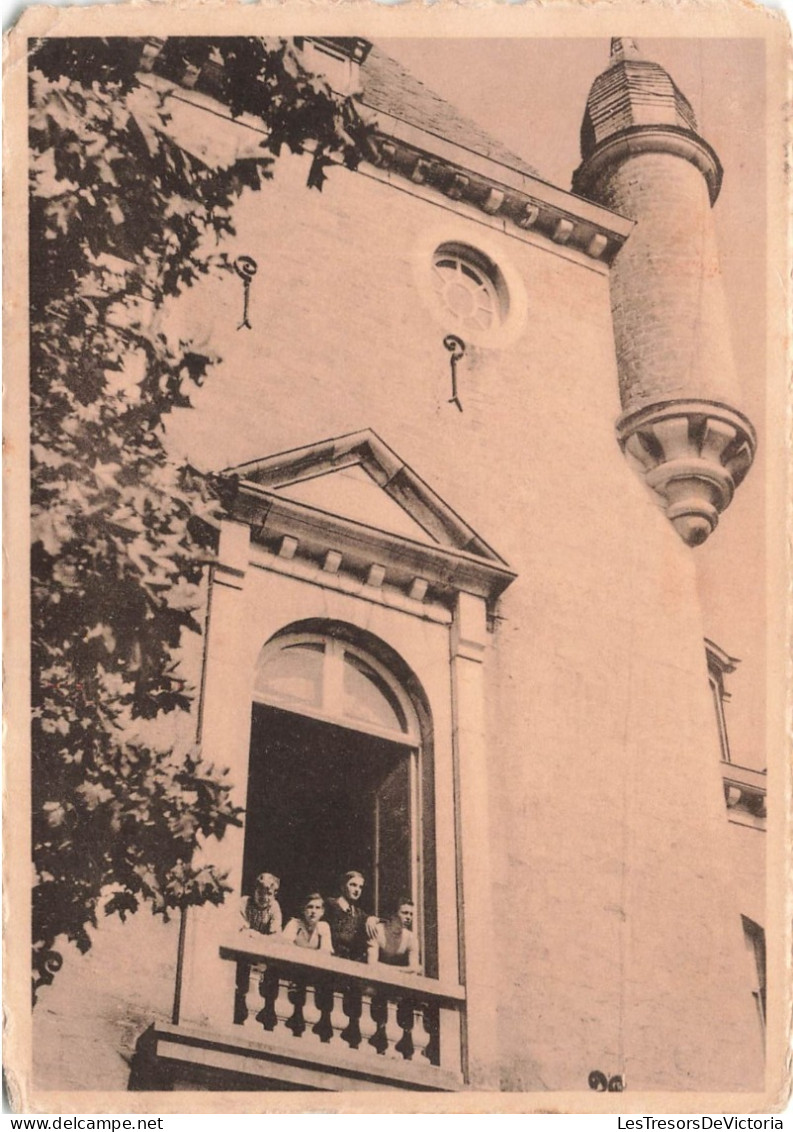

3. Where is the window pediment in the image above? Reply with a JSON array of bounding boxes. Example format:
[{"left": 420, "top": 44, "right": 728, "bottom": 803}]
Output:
[{"left": 223, "top": 430, "right": 516, "bottom": 607}]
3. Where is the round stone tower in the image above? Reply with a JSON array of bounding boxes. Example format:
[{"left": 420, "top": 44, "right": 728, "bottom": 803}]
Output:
[{"left": 573, "top": 38, "right": 756, "bottom": 546}]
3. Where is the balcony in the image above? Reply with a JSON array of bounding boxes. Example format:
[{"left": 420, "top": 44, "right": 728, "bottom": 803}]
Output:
[{"left": 137, "top": 937, "right": 466, "bottom": 1091}]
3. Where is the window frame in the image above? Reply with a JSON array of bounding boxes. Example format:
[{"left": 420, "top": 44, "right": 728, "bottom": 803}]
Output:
[
  {"left": 431, "top": 243, "right": 505, "bottom": 333},
  {"left": 253, "top": 631, "right": 421, "bottom": 746},
  {"left": 705, "top": 638, "right": 738, "bottom": 765},
  {"left": 250, "top": 626, "right": 427, "bottom": 965}
]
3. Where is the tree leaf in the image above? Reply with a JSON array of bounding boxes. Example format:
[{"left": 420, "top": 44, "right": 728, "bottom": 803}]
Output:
[{"left": 30, "top": 34, "right": 365, "bottom": 999}]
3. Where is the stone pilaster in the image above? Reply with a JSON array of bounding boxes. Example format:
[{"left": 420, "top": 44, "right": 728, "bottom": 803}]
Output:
[{"left": 450, "top": 592, "right": 499, "bottom": 1088}]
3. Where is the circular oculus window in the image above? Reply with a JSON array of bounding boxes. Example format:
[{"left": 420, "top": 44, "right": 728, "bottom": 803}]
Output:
[{"left": 431, "top": 243, "right": 508, "bottom": 333}]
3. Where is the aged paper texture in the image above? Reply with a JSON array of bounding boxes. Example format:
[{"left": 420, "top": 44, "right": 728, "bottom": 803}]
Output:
[{"left": 4, "top": 0, "right": 791, "bottom": 1115}]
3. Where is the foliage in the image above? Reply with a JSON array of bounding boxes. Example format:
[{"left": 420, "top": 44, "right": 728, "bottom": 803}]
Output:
[{"left": 29, "top": 36, "right": 371, "bottom": 998}]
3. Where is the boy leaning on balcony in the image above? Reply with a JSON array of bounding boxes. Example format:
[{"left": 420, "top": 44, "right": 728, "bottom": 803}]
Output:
[
  {"left": 367, "top": 898, "right": 420, "bottom": 974},
  {"left": 281, "top": 892, "right": 333, "bottom": 952}
]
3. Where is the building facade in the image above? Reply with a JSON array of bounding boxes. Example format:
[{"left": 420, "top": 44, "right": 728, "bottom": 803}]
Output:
[{"left": 33, "top": 35, "right": 766, "bottom": 1096}]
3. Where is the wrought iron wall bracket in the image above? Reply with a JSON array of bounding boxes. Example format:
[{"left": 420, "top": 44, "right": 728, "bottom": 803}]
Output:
[
  {"left": 235, "top": 256, "right": 258, "bottom": 330},
  {"left": 443, "top": 334, "right": 466, "bottom": 412}
]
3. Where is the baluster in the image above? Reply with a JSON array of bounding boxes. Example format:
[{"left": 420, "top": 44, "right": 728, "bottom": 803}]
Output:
[
  {"left": 367, "top": 992, "right": 388, "bottom": 1055},
  {"left": 233, "top": 960, "right": 251, "bottom": 1025},
  {"left": 312, "top": 979, "right": 335, "bottom": 1044},
  {"left": 273, "top": 977, "right": 295, "bottom": 1032},
  {"left": 254, "top": 965, "right": 280, "bottom": 1032},
  {"left": 358, "top": 989, "right": 380, "bottom": 1054},
  {"left": 411, "top": 998, "right": 432, "bottom": 1063},
  {"left": 329, "top": 988, "right": 348, "bottom": 1046},
  {"left": 382, "top": 996, "right": 402, "bottom": 1059},
  {"left": 340, "top": 986, "right": 363, "bottom": 1049},
  {"left": 284, "top": 980, "right": 307, "bottom": 1037},
  {"left": 422, "top": 1002, "right": 440, "bottom": 1066},
  {"left": 301, "top": 977, "right": 322, "bottom": 1045},
  {"left": 395, "top": 997, "right": 416, "bottom": 1060},
  {"left": 246, "top": 964, "right": 265, "bottom": 1024}
]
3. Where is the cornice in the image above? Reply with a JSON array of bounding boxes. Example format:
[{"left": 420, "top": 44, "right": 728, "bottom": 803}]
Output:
[
  {"left": 133, "top": 38, "right": 633, "bottom": 267},
  {"left": 229, "top": 482, "right": 518, "bottom": 610},
  {"left": 705, "top": 638, "right": 741, "bottom": 677},
  {"left": 227, "top": 428, "right": 508, "bottom": 565},
  {"left": 573, "top": 125, "right": 723, "bottom": 206},
  {"left": 365, "top": 113, "right": 633, "bottom": 265}
]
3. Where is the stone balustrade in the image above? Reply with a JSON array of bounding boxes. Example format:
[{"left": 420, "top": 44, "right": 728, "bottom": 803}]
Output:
[{"left": 219, "top": 938, "right": 466, "bottom": 1088}]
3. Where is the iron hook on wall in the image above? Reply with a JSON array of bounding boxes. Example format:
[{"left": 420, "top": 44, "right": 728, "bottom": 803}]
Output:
[
  {"left": 234, "top": 255, "right": 258, "bottom": 330},
  {"left": 443, "top": 334, "right": 466, "bottom": 412},
  {"left": 588, "top": 1071, "right": 625, "bottom": 1092}
]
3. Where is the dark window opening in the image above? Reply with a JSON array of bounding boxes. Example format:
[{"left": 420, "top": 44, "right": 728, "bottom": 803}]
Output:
[{"left": 244, "top": 704, "right": 415, "bottom": 942}]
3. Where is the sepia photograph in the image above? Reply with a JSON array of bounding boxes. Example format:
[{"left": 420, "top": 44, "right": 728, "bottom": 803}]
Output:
[{"left": 4, "top": 1, "right": 790, "bottom": 1114}]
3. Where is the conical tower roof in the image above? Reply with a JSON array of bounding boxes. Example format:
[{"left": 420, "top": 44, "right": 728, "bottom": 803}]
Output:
[{"left": 580, "top": 38, "right": 699, "bottom": 160}]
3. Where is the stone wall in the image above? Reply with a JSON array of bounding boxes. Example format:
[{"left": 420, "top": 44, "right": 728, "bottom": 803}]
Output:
[
  {"left": 34, "top": 916, "right": 179, "bottom": 1092},
  {"left": 35, "top": 132, "right": 764, "bottom": 1093},
  {"left": 586, "top": 153, "right": 744, "bottom": 415}
]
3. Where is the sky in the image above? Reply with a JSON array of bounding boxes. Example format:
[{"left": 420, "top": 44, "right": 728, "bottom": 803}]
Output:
[{"left": 377, "top": 36, "right": 768, "bottom": 768}]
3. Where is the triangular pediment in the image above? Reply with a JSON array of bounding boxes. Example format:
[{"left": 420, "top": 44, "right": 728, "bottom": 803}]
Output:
[
  {"left": 225, "top": 429, "right": 507, "bottom": 566},
  {"left": 273, "top": 464, "right": 439, "bottom": 546}
]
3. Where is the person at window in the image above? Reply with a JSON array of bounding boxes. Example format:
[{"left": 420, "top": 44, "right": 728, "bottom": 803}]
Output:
[
  {"left": 240, "top": 871, "right": 283, "bottom": 936},
  {"left": 282, "top": 893, "right": 333, "bottom": 952},
  {"left": 323, "top": 870, "right": 376, "bottom": 962},
  {"left": 367, "top": 898, "right": 420, "bottom": 973}
]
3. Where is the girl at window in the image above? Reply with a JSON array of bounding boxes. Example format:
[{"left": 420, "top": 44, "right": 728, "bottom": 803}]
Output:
[{"left": 241, "top": 871, "right": 283, "bottom": 935}]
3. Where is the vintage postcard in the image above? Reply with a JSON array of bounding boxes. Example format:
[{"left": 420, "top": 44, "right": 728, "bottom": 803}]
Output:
[{"left": 3, "top": 0, "right": 791, "bottom": 1115}]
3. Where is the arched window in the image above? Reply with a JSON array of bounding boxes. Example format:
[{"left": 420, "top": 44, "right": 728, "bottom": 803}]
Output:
[
  {"left": 243, "top": 627, "right": 433, "bottom": 968},
  {"left": 253, "top": 634, "right": 418, "bottom": 744}
]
